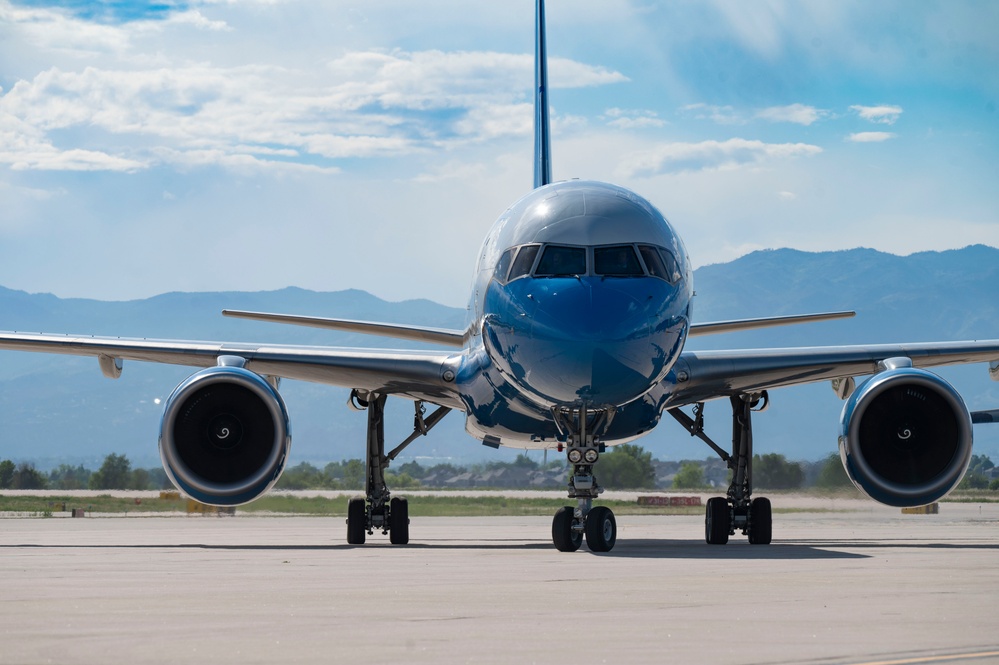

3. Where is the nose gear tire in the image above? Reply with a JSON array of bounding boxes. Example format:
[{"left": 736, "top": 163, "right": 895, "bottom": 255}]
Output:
[
  {"left": 584, "top": 506, "right": 617, "bottom": 552},
  {"left": 552, "top": 506, "right": 583, "bottom": 552}
]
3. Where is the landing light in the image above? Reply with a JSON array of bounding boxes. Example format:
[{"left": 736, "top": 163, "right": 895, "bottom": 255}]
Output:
[
  {"left": 567, "top": 449, "right": 583, "bottom": 464},
  {"left": 584, "top": 449, "right": 599, "bottom": 464}
]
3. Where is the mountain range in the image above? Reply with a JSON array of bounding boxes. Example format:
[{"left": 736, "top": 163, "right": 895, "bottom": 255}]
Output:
[{"left": 2, "top": 245, "right": 998, "bottom": 469}]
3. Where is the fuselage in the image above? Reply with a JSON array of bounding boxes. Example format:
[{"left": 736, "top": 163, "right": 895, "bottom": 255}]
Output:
[{"left": 456, "top": 180, "right": 693, "bottom": 447}]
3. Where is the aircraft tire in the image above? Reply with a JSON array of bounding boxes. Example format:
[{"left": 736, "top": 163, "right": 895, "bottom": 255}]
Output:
[
  {"left": 389, "top": 497, "right": 410, "bottom": 545},
  {"left": 552, "top": 506, "right": 582, "bottom": 552},
  {"left": 705, "top": 497, "right": 730, "bottom": 545},
  {"left": 748, "top": 497, "right": 772, "bottom": 545},
  {"left": 584, "top": 506, "right": 617, "bottom": 552},
  {"left": 347, "top": 497, "right": 367, "bottom": 545}
]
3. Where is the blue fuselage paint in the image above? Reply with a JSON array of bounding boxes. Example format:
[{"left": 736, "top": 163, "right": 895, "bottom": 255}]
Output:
[{"left": 455, "top": 180, "right": 693, "bottom": 447}]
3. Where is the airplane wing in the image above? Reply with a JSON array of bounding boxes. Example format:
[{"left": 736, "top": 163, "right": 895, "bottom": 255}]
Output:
[
  {"left": 221, "top": 309, "right": 466, "bottom": 347},
  {"left": 671, "top": 339, "right": 999, "bottom": 405},
  {"left": 688, "top": 310, "right": 855, "bottom": 337},
  {"left": 0, "top": 331, "right": 463, "bottom": 407}
]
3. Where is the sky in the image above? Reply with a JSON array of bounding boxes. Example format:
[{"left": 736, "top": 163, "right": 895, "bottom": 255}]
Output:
[{"left": 1, "top": 0, "right": 997, "bottom": 308}]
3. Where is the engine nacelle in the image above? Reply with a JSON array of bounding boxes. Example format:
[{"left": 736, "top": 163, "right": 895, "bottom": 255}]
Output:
[
  {"left": 839, "top": 364, "right": 972, "bottom": 507},
  {"left": 159, "top": 365, "right": 291, "bottom": 506}
]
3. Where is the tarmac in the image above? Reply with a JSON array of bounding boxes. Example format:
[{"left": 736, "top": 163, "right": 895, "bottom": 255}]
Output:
[{"left": 2, "top": 500, "right": 999, "bottom": 665}]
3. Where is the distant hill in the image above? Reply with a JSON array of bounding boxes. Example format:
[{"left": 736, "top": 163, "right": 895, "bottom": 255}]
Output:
[{"left": 2, "top": 245, "right": 997, "bottom": 469}]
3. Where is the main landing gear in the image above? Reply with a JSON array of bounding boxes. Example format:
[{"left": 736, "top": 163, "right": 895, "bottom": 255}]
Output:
[
  {"left": 669, "top": 393, "right": 773, "bottom": 545},
  {"left": 550, "top": 405, "right": 618, "bottom": 553},
  {"left": 345, "top": 391, "right": 450, "bottom": 545}
]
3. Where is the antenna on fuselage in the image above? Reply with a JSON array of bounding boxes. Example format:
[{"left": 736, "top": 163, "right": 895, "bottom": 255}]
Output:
[{"left": 534, "top": 0, "right": 552, "bottom": 189}]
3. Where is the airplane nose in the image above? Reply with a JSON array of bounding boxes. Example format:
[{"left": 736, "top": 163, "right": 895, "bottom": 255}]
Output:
[
  {"left": 484, "top": 277, "right": 678, "bottom": 407},
  {"left": 531, "top": 279, "right": 649, "bottom": 342}
]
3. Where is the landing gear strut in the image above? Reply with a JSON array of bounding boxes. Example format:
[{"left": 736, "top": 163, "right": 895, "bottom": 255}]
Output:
[
  {"left": 345, "top": 391, "right": 450, "bottom": 545},
  {"left": 669, "top": 393, "right": 773, "bottom": 545},
  {"left": 550, "top": 405, "right": 617, "bottom": 553}
]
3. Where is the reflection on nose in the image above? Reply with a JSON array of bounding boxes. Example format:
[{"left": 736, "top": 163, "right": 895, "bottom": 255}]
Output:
[{"left": 484, "top": 277, "right": 678, "bottom": 407}]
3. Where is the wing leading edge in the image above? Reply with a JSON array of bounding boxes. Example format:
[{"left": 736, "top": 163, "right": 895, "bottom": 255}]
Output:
[
  {"left": 0, "top": 331, "right": 463, "bottom": 407},
  {"left": 671, "top": 339, "right": 999, "bottom": 405}
]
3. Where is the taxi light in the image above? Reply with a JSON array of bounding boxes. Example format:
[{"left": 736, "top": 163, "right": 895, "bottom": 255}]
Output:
[
  {"left": 583, "top": 449, "right": 599, "bottom": 464},
  {"left": 567, "top": 449, "right": 583, "bottom": 464}
]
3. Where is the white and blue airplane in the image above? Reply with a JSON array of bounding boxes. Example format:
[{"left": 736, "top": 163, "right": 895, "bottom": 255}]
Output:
[{"left": 2, "top": 0, "right": 998, "bottom": 552}]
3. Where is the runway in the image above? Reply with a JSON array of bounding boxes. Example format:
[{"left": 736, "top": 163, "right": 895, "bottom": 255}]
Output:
[{"left": 2, "top": 504, "right": 999, "bottom": 665}]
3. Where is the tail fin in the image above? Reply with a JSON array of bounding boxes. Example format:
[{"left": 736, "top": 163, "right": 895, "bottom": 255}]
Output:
[{"left": 533, "top": 0, "right": 552, "bottom": 188}]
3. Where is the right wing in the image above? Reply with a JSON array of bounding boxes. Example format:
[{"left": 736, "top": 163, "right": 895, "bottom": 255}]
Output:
[
  {"left": 0, "top": 331, "right": 464, "bottom": 407},
  {"left": 221, "top": 309, "right": 466, "bottom": 347}
]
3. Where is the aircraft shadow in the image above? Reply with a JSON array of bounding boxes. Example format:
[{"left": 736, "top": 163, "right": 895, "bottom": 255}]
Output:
[
  {"left": 594, "top": 539, "right": 869, "bottom": 560},
  {"left": 785, "top": 539, "right": 999, "bottom": 551},
  {"left": 0, "top": 541, "right": 553, "bottom": 552},
  {"left": 0, "top": 539, "right": 868, "bottom": 558},
  {"left": 5, "top": 539, "right": 993, "bottom": 558}
]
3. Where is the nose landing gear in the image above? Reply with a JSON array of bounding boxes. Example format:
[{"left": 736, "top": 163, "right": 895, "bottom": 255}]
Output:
[{"left": 550, "top": 405, "right": 618, "bottom": 553}]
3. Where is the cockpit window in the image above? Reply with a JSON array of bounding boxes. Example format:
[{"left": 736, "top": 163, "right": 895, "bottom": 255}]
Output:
[
  {"left": 508, "top": 244, "right": 540, "bottom": 281},
  {"left": 639, "top": 245, "right": 680, "bottom": 284},
  {"left": 594, "top": 245, "right": 644, "bottom": 276},
  {"left": 661, "top": 248, "right": 681, "bottom": 282},
  {"left": 494, "top": 248, "right": 516, "bottom": 283},
  {"left": 499, "top": 243, "right": 680, "bottom": 283},
  {"left": 535, "top": 245, "right": 586, "bottom": 277}
]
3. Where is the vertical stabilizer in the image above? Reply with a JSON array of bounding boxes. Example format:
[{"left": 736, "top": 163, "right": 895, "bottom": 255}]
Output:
[{"left": 534, "top": 0, "right": 552, "bottom": 188}]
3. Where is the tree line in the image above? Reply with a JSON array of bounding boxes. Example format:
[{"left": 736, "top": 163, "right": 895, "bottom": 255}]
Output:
[
  {"left": 0, "top": 454, "right": 169, "bottom": 491},
  {"left": 2, "top": 449, "right": 996, "bottom": 492}
]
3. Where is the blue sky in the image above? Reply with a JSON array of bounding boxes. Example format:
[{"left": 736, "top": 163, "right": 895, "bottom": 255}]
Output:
[{"left": 1, "top": 0, "right": 997, "bottom": 306}]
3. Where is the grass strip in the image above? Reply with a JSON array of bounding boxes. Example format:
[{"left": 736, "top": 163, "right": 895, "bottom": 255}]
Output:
[
  {"left": 0, "top": 494, "right": 707, "bottom": 517},
  {"left": 3, "top": 489, "right": 992, "bottom": 517}
]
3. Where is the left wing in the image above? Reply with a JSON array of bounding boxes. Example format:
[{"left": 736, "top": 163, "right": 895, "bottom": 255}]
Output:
[
  {"left": 0, "top": 331, "right": 463, "bottom": 407},
  {"left": 670, "top": 339, "right": 999, "bottom": 405}
]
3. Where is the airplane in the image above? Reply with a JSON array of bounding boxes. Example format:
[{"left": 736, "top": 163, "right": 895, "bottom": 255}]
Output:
[{"left": 2, "top": 0, "right": 999, "bottom": 553}]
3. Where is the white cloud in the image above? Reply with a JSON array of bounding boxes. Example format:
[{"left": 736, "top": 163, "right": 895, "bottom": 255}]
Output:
[
  {"left": 679, "top": 103, "right": 743, "bottom": 125},
  {"left": 302, "top": 134, "right": 415, "bottom": 160},
  {"left": 756, "top": 103, "right": 826, "bottom": 126},
  {"left": 0, "top": 1, "right": 230, "bottom": 59},
  {"left": 602, "top": 108, "right": 665, "bottom": 129},
  {"left": 0, "top": 1, "right": 132, "bottom": 54},
  {"left": 413, "top": 159, "right": 488, "bottom": 184},
  {"left": 152, "top": 146, "right": 340, "bottom": 174},
  {"left": 847, "top": 131, "right": 897, "bottom": 143},
  {"left": 164, "top": 10, "right": 231, "bottom": 32},
  {"left": 0, "top": 48, "right": 624, "bottom": 172},
  {"left": 778, "top": 191, "right": 796, "bottom": 201},
  {"left": 454, "top": 103, "right": 533, "bottom": 140},
  {"left": 683, "top": 103, "right": 829, "bottom": 126},
  {"left": 0, "top": 108, "right": 145, "bottom": 171},
  {"left": 620, "top": 138, "right": 822, "bottom": 177},
  {"left": 850, "top": 104, "right": 903, "bottom": 124},
  {"left": 324, "top": 50, "right": 623, "bottom": 108},
  {"left": 550, "top": 57, "right": 628, "bottom": 88}
]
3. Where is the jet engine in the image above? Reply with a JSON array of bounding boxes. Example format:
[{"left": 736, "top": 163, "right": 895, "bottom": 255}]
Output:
[
  {"left": 159, "top": 362, "right": 291, "bottom": 506},
  {"left": 838, "top": 360, "right": 972, "bottom": 507}
]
